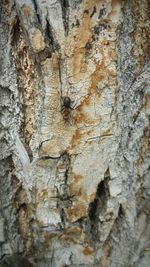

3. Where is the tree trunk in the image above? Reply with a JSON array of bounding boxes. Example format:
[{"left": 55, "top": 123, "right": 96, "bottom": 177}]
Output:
[{"left": 0, "top": 0, "right": 150, "bottom": 266}]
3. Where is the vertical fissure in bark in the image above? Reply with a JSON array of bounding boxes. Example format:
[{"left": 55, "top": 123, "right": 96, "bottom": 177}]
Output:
[
  {"left": 45, "top": 19, "right": 55, "bottom": 52},
  {"left": 88, "top": 169, "right": 110, "bottom": 243},
  {"left": 59, "top": 0, "right": 69, "bottom": 35},
  {"left": 12, "top": 24, "right": 35, "bottom": 160},
  {"left": 32, "top": 0, "right": 41, "bottom": 25},
  {"left": 56, "top": 152, "right": 72, "bottom": 229},
  {"left": 58, "top": 58, "right": 63, "bottom": 98}
]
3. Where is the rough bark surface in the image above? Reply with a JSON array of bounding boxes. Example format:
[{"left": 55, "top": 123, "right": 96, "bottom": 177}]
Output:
[{"left": 0, "top": 0, "right": 150, "bottom": 266}]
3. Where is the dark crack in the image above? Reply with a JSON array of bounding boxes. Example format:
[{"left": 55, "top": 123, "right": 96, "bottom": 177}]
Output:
[
  {"left": 32, "top": 0, "right": 41, "bottom": 25},
  {"left": 87, "top": 169, "right": 110, "bottom": 243},
  {"left": 59, "top": 0, "right": 69, "bottom": 34}
]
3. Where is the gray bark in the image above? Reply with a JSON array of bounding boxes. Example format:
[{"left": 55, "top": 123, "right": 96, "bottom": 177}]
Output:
[{"left": 0, "top": 0, "right": 150, "bottom": 266}]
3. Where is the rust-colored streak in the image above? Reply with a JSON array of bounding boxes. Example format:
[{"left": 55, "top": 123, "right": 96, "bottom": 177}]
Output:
[
  {"left": 72, "top": 64, "right": 103, "bottom": 125},
  {"left": 69, "top": 173, "right": 83, "bottom": 197},
  {"left": 63, "top": 226, "right": 82, "bottom": 236},
  {"left": 111, "top": 0, "right": 124, "bottom": 7},
  {"left": 77, "top": 0, "right": 100, "bottom": 46},
  {"left": 69, "top": 128, "right": 92, "bottom": 150},
  {"left": 66, "top": 203, "right": 86, "bottom": 222},
  {"left": 83, "top": 246, "right": 95, "bottom": 256},
  {"left": 72, "top": 56, "right": 116, "bottom": 126},
  {"left": 73, "top": 96, "right": 99, "bottom": 126},
  {"left": 69, "top": 182, "right": 82, "bottom": 197},
  {"left": 72, "top": 48, "right": 85, "bottom": 81},
  {"left": 72, "top": 0, "right": 101, "bottom": 80},
  {"left": 43, "top": 232, "right": 60, "bottom": 248},
  {"left": 71, "top": 173, "right": 84, "bottom": 183},
  {"left": 72, "top": 109, "right": 83, "bottom": 125},
  {"left": 76, "top": 94, "right": 92, "bottom": 114},
  {"left": 69, "top": 128, "right": 83, "bottom": 149},
  {"left": 89, "top": 62, "right": 104, "bottom": 95},
  {"left": 59, "top": 226, "right": 86, "bottom": 245}
]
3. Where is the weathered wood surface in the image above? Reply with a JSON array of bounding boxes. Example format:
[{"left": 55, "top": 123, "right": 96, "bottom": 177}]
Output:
[{"left": 0, "top": 0, "right": 150, "bottom": 266}]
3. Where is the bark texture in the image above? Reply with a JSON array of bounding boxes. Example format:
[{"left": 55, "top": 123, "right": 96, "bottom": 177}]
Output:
[{"left": 0, "top": 0, "right": 150, "bottom": 266}]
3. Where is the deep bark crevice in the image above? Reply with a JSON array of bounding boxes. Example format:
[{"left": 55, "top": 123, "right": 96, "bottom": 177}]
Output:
[
  {"left": 45, "top": 19, "right": 55, "bottom": 52},
  {"left": 88, "top": 170, "right": 110, "bottom": 244},
  {"left": 59, "top": 0, "right": 69, "bottom": 35},
  {"left": 32, "top": 0, "right": 41, "bottom": 25}
]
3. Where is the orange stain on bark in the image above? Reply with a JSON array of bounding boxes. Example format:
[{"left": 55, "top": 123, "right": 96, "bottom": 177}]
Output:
[
  {"left": 40, "top": 142, "right": 53, "bottom": 157},
  {"left": 72, "top": 0, "right": 101, "bottom": 80},
  {"left": 66, "top": 203, "right": 86, "bottom": 222},
  {"left": 69, "top": 182, "right": 82, "bottom": 197},
  {"left": 63, "top": 226, "right": 82, "bottom": 236},
  {"left": 43, "top": 232, "right": 59, "bottom": 248},
  {"left": 69, "top": 127, "right": 92, "bottom": 150},
  {"left": 83, "top": 246, "right": 95, "bottom": 256},
  {"left": 69, "top": 128, "right": 84, "bottom": 149},
  {"left": 112, "top": 0, "right": 124, "bottom": 5},
  {"left": 71, "top": 173, "right": 84, "bottom": 183},
  {"left": 89, "top": 62, "right": 104, "bottom": 95}
]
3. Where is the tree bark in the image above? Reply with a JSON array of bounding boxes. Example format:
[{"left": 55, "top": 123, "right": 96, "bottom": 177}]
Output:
[{"left": 0, "top": 0, "right": 150, "bottom": 266}]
